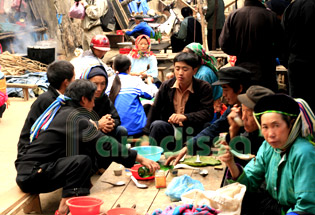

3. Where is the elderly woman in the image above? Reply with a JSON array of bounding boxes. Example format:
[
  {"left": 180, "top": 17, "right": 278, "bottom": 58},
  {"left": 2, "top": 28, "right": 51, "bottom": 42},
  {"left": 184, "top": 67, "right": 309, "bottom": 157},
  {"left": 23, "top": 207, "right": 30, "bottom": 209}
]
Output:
[{"left": 220, "top": 94, "right": 315, "bottom": 214}]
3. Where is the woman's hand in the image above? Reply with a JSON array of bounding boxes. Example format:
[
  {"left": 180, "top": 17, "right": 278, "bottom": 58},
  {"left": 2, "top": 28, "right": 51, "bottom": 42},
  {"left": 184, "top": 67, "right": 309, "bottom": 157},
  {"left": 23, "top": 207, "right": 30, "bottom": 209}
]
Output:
[
  {"left": 218, "top": 141, "right": 240, "bottom": 180},
  {"left": 136, "top": 154, "right": 160, "bottom": 173},
  {"left": 218, "top": 141, "right": 234, "bottom": 165},
  {"left": 165, "top": 146, "right": 187, "bottom": 166}
]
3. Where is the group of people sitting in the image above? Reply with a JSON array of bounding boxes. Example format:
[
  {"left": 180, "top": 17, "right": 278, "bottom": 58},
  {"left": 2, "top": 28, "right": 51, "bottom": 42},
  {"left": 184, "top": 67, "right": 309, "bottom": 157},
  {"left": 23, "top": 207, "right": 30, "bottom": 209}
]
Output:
[{"left": 14, "top": 31, "right": 315, "bottom": 215}]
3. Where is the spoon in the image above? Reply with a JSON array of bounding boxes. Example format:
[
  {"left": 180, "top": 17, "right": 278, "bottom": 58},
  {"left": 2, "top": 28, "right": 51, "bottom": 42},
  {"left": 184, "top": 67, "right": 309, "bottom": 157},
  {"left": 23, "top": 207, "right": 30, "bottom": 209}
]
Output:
[
  {"left": 101, "top": 180, "right": 126, "bottom": 186},
  {"left": 131, "top": 175, "right": 148, "bottom": 189}
]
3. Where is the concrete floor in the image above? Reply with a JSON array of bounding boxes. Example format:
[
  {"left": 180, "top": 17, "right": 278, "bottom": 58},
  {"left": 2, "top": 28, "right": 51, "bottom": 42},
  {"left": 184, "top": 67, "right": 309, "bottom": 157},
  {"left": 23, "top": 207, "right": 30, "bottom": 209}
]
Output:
[{"left": 0, "top": 97, "right": 100, "bottom": 215}]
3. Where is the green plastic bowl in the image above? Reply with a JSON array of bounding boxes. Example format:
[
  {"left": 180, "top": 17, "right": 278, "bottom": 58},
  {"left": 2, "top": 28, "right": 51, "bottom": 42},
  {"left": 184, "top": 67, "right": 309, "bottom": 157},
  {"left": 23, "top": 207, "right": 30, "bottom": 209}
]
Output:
[{"left": 131, "top": 146, "right": 163, "bottom": 161}]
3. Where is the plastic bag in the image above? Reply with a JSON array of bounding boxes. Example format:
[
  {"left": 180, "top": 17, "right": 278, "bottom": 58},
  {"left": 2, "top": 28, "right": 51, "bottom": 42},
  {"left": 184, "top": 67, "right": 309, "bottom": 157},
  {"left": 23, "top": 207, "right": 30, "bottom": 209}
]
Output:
[
  {"left": 165, "top": 174, "right": 204, "bottom": 201},
  {"left": 69, "top": 2, "right": 85, "bottom": 20},
  {"left": 181, "top": 182, "right": 246, "bottom": 215}
]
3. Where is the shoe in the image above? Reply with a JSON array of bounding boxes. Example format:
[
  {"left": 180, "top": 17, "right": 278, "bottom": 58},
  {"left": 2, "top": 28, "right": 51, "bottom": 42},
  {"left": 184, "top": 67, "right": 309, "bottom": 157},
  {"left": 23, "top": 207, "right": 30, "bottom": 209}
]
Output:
[{"left": 55, "top": 210, "right": 68, "bottom": 215}]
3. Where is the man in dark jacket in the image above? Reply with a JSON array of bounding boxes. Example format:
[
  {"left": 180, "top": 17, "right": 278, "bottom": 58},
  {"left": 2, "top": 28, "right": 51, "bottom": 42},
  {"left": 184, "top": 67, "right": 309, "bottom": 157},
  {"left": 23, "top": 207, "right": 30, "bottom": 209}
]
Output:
[
  {"left": 165, "top": 66, "right": 253, "bottom": 165},
  {"left": 282, "top": 0, "right": 315, "bottom": 112},
  {"left": 144, "top": 52, "right": 213, "bottom": 151},
  {"left": 80, "top": 65, "right": 128, "bottom": 142},
  {"left": 15, "top": 79, "right": 159, "bottom": 215},
  {"left": 17, "top": 61, "right": 75, "bottom": 157},
  {"left": 219, "top": 0, "right": 282, "bottom": 92}
]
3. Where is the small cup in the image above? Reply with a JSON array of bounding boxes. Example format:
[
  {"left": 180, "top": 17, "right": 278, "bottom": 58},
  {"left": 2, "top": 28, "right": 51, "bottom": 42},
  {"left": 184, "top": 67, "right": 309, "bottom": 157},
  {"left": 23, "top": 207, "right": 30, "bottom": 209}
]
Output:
[{"left": 114, "top": 169, "right": 122, "bottom": 176}]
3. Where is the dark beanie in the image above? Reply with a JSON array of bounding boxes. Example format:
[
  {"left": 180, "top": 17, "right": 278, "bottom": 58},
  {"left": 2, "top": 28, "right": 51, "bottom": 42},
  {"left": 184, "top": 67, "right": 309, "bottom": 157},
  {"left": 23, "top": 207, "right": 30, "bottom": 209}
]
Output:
[{"left": 254, "top": 94, "right": 300, "bottom": 121}]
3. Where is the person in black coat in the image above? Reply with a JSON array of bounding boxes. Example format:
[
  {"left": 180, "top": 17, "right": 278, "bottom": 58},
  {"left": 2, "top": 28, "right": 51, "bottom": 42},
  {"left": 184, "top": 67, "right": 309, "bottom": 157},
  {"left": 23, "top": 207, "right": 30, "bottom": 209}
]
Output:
[
  {"left": 15, "top": 79, "right": 160, "bottom": 215},
  {"left": 144, "top": 52, "right": 213, "bottom": 151},
  {"left": 219, "top": 0, "right": 282, "bottom": 92},
  {"left": 282, "top": 0, "right": 315, "bottom": 112},
  {"left": 80, "top": 65, "right": 128, "bottom": 142},
  {"left": 17, "top": 61, "right": 75, "bottom": 157}
]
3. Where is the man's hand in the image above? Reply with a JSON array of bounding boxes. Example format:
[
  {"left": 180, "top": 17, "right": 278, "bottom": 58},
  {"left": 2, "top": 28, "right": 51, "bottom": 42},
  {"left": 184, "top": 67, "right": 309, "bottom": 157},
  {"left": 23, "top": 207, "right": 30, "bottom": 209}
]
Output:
[
  {"left": 98, "top": 114, "right": 115, "bottom": 133},
  {"left": 227, "top": 104, "right": 242, "bottom": 138},
  {"left": 136, "top": 154, "right": 160, "bottom": 173},
  {"left": 165, "top": 146, "right": 187, "bottom": 166},
  {"left": 168, "top": 113, "right": 187, "bottom": 126}
]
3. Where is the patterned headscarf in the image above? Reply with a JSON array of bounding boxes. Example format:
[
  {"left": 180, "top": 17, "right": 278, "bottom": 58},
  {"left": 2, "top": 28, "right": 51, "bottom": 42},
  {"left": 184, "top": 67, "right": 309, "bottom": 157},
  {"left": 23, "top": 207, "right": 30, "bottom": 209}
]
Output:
[
  {"left": 185, "top": 43, "right": 218, "bottom": 73},
  {"left": 254, "top": 94, "right": 315, "bottom": 150},
  {"left": 129, "top": 34, "right": 155, "bottom": 59}
]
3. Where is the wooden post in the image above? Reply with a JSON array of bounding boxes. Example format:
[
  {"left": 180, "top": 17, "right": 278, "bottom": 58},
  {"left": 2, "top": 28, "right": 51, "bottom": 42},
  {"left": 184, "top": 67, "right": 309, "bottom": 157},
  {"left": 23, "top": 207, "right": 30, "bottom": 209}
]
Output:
[
  {"left": 197, "top": 0, "right": 207, "bottom": 51},
  {"left": 212, "top": 0, "right": 218, "bottom": 50}
]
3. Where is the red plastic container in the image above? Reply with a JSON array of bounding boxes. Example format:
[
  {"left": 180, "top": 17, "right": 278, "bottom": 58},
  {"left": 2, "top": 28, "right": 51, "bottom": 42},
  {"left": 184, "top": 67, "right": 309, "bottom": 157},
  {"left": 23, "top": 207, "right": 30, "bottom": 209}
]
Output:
[
  {"left": 107, "top": 207, "right": 137, "bottom": 215},
  {"left": 66, "top": 196, "right": 103, "bottom": 215},
  {"left": 116, "top": 30, "right": 123, "bottom": 35},
  {"left": 119, "top": 48, "right": 131, "bottom": 54}
]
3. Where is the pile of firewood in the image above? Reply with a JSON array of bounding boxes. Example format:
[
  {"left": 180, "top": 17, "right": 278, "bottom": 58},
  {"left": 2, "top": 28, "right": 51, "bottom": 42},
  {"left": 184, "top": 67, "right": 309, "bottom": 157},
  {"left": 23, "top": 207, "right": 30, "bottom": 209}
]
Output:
[{"left": 0, "top": 51, "right": 47, "bottom": 76}]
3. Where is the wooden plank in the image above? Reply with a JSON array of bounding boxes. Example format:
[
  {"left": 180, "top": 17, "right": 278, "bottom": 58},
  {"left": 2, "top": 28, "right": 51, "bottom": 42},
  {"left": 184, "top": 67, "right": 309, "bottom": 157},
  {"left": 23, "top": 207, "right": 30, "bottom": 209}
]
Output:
[
  {"left": 90, "top": 162, "right": 131, "bottom": 213},
  {"left": 113, "top": 175, "right": 159, "bottom": 214},
  {"left": 111, "top": 0, "right": 129, "bottom": 29},
  {"left": 0, "top": 186, "right": 41, "bottom": 215},
  {"left": 6, "top": 83, "right": 38, "bottom": 89}
]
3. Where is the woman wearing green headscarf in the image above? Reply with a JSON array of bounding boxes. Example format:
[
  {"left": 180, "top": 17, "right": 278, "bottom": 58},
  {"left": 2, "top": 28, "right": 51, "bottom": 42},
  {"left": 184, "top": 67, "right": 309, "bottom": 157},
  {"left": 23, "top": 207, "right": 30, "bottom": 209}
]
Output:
[
  {"left": 219, "top": 94, "right": 315, "bottom": 214},
  {"left": 183, "top": 43, "right": 222, "bottom": 101},
  {"left": 184, "top": 43, "right": 223, "bottom": 122}
]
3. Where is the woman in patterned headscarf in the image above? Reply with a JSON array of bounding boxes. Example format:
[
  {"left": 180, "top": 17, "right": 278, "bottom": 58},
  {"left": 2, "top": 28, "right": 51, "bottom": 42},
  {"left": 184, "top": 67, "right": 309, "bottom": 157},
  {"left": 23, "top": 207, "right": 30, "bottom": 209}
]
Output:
[
  {"left": 184, "top": 42, "right": 224, "bottom": 122},
  {"left": 184, "top": 42, "right": 222, "bottom": 101},
  {"left": 128, "top": 34, "right": 158, "bottom": 82},
  {"left": 219, "top": 94, "right": 315, "bottom": 214}
]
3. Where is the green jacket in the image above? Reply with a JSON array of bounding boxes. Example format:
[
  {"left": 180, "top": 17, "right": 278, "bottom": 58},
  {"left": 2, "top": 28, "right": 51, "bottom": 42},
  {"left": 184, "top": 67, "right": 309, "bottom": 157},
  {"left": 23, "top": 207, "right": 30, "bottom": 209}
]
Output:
[
  {"left": 237, "top": 137, "right": 315, "bottom": 214},
  {"left": 205, "top": 0, "right": 225, "bottom": 30}
]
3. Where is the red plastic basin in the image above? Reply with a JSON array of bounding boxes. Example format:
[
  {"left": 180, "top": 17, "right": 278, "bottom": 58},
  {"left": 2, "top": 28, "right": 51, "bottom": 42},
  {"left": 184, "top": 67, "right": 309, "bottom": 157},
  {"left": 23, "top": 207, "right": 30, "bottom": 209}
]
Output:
[{"left": 66, "top": 196, "right": 103, "bottom": 215}]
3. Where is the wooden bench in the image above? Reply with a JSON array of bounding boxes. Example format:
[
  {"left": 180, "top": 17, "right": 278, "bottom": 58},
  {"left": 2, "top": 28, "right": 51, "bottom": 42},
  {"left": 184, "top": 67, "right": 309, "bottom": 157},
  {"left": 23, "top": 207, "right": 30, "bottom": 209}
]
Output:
[
  {"left": 0, "top": 186, "right": 42, "bottom": 215},
  {"left": 6, "top": 83, "right": 38, "bottom": 101}
]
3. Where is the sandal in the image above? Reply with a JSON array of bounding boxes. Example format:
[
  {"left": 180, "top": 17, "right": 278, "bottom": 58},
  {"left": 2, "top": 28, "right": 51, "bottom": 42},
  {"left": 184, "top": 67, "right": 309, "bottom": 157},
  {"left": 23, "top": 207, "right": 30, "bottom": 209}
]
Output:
[{"left": 55, "top": 210, "right": 70, "bottom": 215}]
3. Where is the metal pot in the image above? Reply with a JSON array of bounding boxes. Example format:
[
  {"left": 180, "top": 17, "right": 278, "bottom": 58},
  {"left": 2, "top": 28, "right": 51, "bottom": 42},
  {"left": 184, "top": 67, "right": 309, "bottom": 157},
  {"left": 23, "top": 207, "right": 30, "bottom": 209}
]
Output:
[{"left": 27, "top": 46, "right": 55, "bottom": 65}]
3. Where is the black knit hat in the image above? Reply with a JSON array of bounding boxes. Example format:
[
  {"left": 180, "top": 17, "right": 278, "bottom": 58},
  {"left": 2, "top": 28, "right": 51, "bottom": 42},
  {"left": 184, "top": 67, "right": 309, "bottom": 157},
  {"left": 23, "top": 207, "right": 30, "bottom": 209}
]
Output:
[{"left": 254, "top": 94, "right": 300, "bottom": 121}]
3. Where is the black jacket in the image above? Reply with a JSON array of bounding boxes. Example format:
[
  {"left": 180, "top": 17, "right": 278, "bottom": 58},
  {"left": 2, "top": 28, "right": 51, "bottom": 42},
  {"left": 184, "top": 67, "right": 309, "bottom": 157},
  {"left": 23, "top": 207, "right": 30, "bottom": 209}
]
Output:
[
  {"left": 15, "top": 101, "right": 137, "bottom": 175},
  {"left": 219, "top": 0, "right": 282, "bottom": 91},
  {"left": 17, "top": 86, "right": 59, "bottom": 157},
  {"left": 144, "top": 77, "right": 213, "bottom": 134}
]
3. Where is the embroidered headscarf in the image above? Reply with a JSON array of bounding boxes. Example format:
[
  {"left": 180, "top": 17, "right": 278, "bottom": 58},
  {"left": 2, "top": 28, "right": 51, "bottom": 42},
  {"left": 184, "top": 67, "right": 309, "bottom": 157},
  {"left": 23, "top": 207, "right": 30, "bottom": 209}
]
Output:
[
  {"left": 30, "top": 95, "right": 71, "bottom": 143},
  {"left": 254, "top": 94, "right": 315, "bottom": 150},
  {"left": 129, "top": 34, "right": 155, "bottom": 59},
  {"left": 185, "top": 43, "right": 218, "bottom": 73}
]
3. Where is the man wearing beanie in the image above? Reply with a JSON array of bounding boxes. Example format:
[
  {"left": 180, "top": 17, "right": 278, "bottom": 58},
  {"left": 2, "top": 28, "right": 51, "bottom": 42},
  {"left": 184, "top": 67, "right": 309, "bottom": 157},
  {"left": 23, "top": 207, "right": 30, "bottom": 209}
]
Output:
[{"left": 80, "top": 65, "right": 127, "bottom": 145}]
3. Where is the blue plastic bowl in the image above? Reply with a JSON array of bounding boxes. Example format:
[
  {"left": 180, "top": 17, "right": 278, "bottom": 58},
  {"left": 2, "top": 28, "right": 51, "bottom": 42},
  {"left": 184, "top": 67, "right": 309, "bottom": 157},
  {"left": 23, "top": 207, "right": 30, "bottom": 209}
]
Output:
[{"left": 131, "top": 146, "right": 164, "bottom": 162}]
